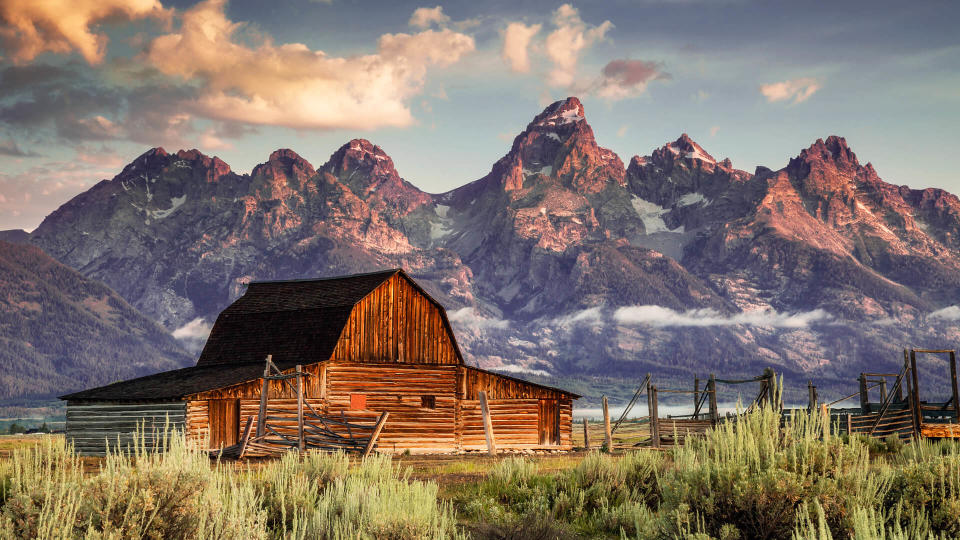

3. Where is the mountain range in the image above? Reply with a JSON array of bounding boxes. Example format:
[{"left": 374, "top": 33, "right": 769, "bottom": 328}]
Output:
[{"left": 7, "top": 96, "right": 960, "bottom": 402}]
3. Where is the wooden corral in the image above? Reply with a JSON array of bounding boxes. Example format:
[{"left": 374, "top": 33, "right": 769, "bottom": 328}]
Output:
[
  {"left": 61, "top": 269, "right": 578, "bottom": 456},
  {"left": 844, "top": 349, "right": 960, "bottom": 440},
  {"left": 597, "top": 369, "right": 778, "bottom": 449}
]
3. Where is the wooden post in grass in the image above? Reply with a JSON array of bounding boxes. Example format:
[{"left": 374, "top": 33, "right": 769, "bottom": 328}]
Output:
[
  {"left": 910, "top": 350, "right": 922, "bottom": 432},
  {"left": 602, "top": 396, "right": 612, "bottom": 451},
  {"left": 479, "top": 391, "right": 496, "bottom": 456},
  {"left": 256, "top": 355, "right": 272, "bottom": 438},
  {"left": 708, "top": 374, "right": 719, "bottom": 425},
  {"left": 650, "top": 385, "right": 660, "bottom": 449},
  {"left": 362, "top": 412, "right": 389, "bottom": 459},
  {"left": 808, "top": 381, "right": 817, "bottom": 412},
  {"left": 582, "top": 417, "right": 590, "bottom": 450},
  {"left": 859, "top": 373, "right": 869, "bottom": 414},
  {"left": 296, "top": 364, "right": 305, "bottom": 453},
  {"left": 693, "top": 377, "right": 701, "bottom": 420},
  {"left": 951, "top": 351, "right": 960, "bottom": 422}
]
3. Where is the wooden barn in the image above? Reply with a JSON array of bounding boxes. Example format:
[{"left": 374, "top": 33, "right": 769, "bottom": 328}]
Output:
[{"left": 61, "top": 269, "right": 578, "bottom": 456}]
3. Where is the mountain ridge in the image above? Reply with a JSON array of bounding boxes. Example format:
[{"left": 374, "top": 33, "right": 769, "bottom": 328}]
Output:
[{"left": 24, "top": 96, "right": 960, "bottom": 398}]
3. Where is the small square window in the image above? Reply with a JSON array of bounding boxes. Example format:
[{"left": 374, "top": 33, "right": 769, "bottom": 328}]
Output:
[
  {"left": 350, "top": 394, "right": 366, "bottom": 410},
  {"left": 421, "top": 395, "right": 436, "bottom": 409}
]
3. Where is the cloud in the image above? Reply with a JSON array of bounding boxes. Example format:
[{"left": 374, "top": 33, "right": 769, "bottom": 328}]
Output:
[
  {"left": 501, "top": 22, "right": 541, "bottom": 73},
  {"left": 171, "top": 317, "right": 212, "bottom": 352},
  {"left": 409, "top": 6, "right": 450, "bottom": 29},
  {"left": 617, "top": 125, "right": 628, "bottom": 137},
  {"left": 0, "top": 63, "right": 201, "bottom": 148},
  {"left": 710, "top": 126, "right": 720, "bottom": 137},
  {"left": 929, "top": 306, "right": 960, "bottom": 321},
  {"left": 448, "top": 307, "right": 509, "bottom": 330},
  {"left": 760, "top": 77, "right": 821, "bottom": 104},
  {"left": 595, "top": 59, "right": 670, "bottom": 100},
  {"left": 544, "top": 4, "right": 612, "bottom": 87},
  {"left": 0, "top": 139, "right": 40, "bottom": 157},
  {"left": 145, "top": 0, "right": 475, "bottom": 131},
  {"left": 613, "top": 305, "right": 831, "bottom": 328},
  {"left": 0, "top": 0, "right": 169, "bottom": 65},
  {"left": 0, "top": 160, "right": 114, "bottom": 230},
  {"left": 553, "top": 306, "right": 604, "bottom": 327}
]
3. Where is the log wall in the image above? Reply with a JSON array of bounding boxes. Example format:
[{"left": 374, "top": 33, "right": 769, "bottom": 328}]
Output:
[
  {"left": 322, "top": 363, "right": 458, "bottom": 453},
  {"left": 183, "top": 362, "right": 576, "bottom": 452},
  {"left": 66, "top": 402, "right": 186, "bottom": 456}
]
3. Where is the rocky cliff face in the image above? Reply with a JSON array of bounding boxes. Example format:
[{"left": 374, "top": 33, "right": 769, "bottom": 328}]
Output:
[{"left": 27, "top": 98, "right": 960, "bottom": 400}]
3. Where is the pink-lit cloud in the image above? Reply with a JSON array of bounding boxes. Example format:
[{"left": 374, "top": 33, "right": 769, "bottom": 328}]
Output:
[
  {"left": 0, "top": 0, "right": 169, "bottom": 65},
  {"left": 145, "top": 0, "right": 475, "bottom": 131},
  {"left": 501, "top": 22, "right": 541, "bottom": 73},
  {"left": 409, "top": 6, "right": 450, "bottom": 29},
  {"left": 595, "top": 59, "right": 670, "bottom": 100},
  {"left": 544, "top": 4, "right": 612, "bottom": 88},
  {"left": 760, "top": 77, "right": 821, "bottom": 104}
]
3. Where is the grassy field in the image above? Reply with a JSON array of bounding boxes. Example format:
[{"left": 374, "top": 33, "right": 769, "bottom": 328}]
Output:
[{"left": 2, "top": 408, "right": 960, "bottom": 539}]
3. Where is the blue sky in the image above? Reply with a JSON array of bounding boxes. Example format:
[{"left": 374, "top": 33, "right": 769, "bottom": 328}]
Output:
[{"left": 0, "top": 0, "right": 957, "bottom": 230}]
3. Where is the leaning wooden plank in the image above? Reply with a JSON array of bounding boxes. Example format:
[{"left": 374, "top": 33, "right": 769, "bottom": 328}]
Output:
[{"left": 362, "top": 412, "right": 390, "bottom": 459}]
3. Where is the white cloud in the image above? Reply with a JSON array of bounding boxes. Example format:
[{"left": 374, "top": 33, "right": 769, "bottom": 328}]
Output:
[
  {"left": 145, "top": 0, "right": 474, "bottom": 131},
  {"left": 594, "top": 58, "right": 669, "bottom": 100},
  {"left": 409, "top": 6, "right": 450, "bottom": 29},
  {"left": 760, "top": 77, "right": 821, "bottom": 104},
  {"left": 553, "top": 306, "right": 604, "bottom": 327},
  {"left": 199, "top": 127, "right": 233, "bottom": 150},
  {"left": 501, "top": 22, "right": 541, "bottom": 73},
  {"left": 544, "top": 4, "right": 612, "bottom": 87},
  {"left": 617, "top": 125, "right": 628, "bottom": 137},
  {"left": 0, "top": 0, "right": 169, "bottom": 65},
  {"left": 710, "top": 125, "right": 720, "bottom": 137},
  {"left": 613, "top": 305, "right": 831, "bottom": 328},
  {"left": 930, "top": 306, "right": 960, "bottom": 321},
  {"left": 448, "top": 307, "right": 509, "bottom": 329},
  {"left": 171, "top": 317, "right": 212, "bottom": 353}
]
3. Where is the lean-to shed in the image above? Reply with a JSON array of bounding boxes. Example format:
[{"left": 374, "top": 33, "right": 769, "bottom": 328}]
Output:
[{"left": 61, "top": 269, "right": 579, "bottom": 455}]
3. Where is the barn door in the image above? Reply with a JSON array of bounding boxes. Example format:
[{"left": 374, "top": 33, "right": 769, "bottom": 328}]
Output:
[
  {"left": 538, "top": 399, "right": 560, "bottom": 445},
  {"left": 208, "top": 399, "right": 240, "bottom": 449}
]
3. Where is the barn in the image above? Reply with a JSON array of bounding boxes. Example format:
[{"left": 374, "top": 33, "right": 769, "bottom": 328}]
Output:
[{"left": 60, "top": 269, "right": 578, "bottom": 456}]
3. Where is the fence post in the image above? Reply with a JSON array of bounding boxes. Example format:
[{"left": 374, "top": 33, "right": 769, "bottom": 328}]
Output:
[
  {"left": 807, "top": 380, "right": 817, "bottom": 412},
  {"left": 583, "top": 417, "right": 590, "bottom": 450},
  {"left": 708, "top": 374, "right": 719, "bottom": 424},
  {"left": 650, "top": 385, "right": 660, "bottom": 448},
  {"left": 859, "top": 373, "right": 869, "bottom": 414},
  {"left": 479, "top": 391, "right": 497, "bottom": 456},
  {"left": 602, "top": 396, "right": 613, "bottom": 451},
  {"left": 951, "top": 351, "right": 960, "bottom": 422},
  {"left": 693, "top": 377, "right": 700, "bottom": 420},
  {"left": 296, "top": 364, "right": 304, "bottom": 453},
  {"left": 256, "top": 356, "right": 271, "bottom": 438},
  {"left": 765, "top": 368, "right": 776, "bottom": 408},
  {"left": 910, "top": 350, "right": 922, "bottom": 432}
]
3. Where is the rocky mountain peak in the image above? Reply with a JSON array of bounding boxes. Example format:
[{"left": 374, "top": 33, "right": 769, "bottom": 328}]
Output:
[
  {"left": 798, "top": 135, "right": 859, "bottom": 168},
  {"left": 651, "top": 133, "right": 717, "bottom": 165},
  {"left": 529, "top": 97, "right": 586, "bottom": 129}
]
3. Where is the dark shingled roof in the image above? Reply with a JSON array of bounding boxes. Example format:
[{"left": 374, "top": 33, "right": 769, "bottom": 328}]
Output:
[
  {"left": 196, "top": 269, "right": 399, "bottom": 368},
  {"left": 60, "top": 363, "right": 266, "bottom": 401}
]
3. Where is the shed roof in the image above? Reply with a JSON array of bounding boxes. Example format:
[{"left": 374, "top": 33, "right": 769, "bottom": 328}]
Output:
[{"left": 60, "top": 363, "right": 266, "bottom": 401}]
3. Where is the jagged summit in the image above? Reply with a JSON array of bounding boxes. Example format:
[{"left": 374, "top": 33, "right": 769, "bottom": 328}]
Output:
[
  {"left": 800, "top": 135, "right": 859, "bottom": 166},
  {"left": 529, "top": 97, "right": 586, "bottom": 129}
]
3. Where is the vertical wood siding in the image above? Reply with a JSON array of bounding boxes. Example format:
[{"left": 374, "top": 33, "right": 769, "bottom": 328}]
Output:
[
  {"left": 66, "top": 402, "right": 186, "bottom": 456},
  {"left": 330, "top": 274, "right": 460, "bottom": 365}
]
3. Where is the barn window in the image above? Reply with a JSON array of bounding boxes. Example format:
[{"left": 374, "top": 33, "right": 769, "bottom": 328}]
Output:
[
  {"left": 350, "top": 394, "right": 366, "bottom": 410},
  {"left": 421, "top": 395, "right": 436, "bottom": 409}
]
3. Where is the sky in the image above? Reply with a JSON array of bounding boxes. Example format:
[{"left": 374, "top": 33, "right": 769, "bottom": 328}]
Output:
[{"left": 0, "top": 0, "right": 958, "bottom": 231}]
